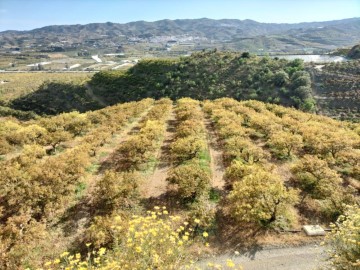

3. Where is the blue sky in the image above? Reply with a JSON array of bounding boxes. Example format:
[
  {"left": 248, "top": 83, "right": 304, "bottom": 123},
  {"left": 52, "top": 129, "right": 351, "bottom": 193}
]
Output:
[{"left": 0, "top": 0, "right": 359, "bottom": 31}]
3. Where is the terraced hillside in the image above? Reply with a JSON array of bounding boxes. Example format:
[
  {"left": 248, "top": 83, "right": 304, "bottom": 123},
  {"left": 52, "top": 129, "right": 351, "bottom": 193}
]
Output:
[
  {"left": 310, "top": 60, "right": 360, "bottom": 121},
  {"left": 1, "top": 98, "right": 359, "bottom": 269}
]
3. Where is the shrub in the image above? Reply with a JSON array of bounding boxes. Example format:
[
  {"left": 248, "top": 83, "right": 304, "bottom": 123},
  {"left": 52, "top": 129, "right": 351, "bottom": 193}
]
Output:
[
  {"left": 170, "top": 136, "right": 206, "bottom": 163},
  {"left": 224, "top": 136, "right": 269, "bottom": 163},
  {"left": 225, "top": 160, "right": 265, "bottom": 184},
  {"left": 92, "top": 170, "right": 141, "bottom": 214},
  {"left": 268, "top": 131, "right": 303, "bottom": 158},
  {"left": 117, "top": 135, "right": 156, "bottom": 169},
  {"left": 325, "top": 205, "right": 360, "bottom": 269},
  {"left": 176, "top": 119, "right": 204, "bottom": 138},
  {"left": 291, "top": 155, "right": 342, "bottom": 201},
  {"left": 139, "top": 120, "right": 165, "bottom": 141},
  {"left": 0, "top": 138, "right": 12, "bottom": 155},
  {"left": 47, "top": 209, "right": 198, "bottom": 270},
  {"left": 167, "top": 161, "right": 211, "bottom": 200}
]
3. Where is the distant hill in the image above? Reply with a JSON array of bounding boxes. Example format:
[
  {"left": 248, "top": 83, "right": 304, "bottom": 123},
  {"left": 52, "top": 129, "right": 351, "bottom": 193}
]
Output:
[{"left": 1, "top": 18, "right": 360, "bottom": 53}]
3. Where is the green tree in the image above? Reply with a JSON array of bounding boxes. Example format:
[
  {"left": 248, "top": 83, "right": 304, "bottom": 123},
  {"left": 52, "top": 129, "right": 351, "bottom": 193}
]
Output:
[
  {"left": 225, "top": 136, "right": 269, "bottom": 163},
  {"left": 117, "top": 135, "right": 155, "bottom": 169},
  {"left": 170, "top": 136, "right": 206, "bottom": 163},
  {"left": 273, "top": 71, "right": 289, "bottom": 87}
]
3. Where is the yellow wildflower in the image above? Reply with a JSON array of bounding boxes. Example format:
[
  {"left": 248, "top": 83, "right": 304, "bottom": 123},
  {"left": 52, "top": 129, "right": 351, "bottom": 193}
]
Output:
[
  {"left": 226, "top": 259, "right": 235, "bottom": 268},
  {"left": 98, "top": 247, "right": 106, "bottom": 256},
  {"left": 60, "top": 251, "right": 70, "bottom": 258}
]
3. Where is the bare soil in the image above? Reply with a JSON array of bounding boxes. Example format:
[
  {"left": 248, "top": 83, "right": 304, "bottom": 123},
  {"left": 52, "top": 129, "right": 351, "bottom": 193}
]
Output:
[
  {"left": 204, "top": 117, "right": 226, "bottom": 190},
  {"left": 274, "top": 161, "right": 293, "bottom": 183},
  {"left": 141, "top": 107, "right": 176, "bottom": 198},
  {"left": 54, "top": 107, "right": 153, "bottom": 246},
  {"left": 98, "top": 108, "right": 152, "bottom": 172}
]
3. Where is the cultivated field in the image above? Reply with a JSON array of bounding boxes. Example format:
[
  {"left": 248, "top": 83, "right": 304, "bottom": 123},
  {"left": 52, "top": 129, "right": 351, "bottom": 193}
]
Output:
[
  {"left": 0, "top": 72, "right": 92, "bottom": 101},
  {"left": 1, "top": 97, "right": 359, "bottom": 269},
  {"left": 310, "top": 60, "right": 360, "bottom": 121}
]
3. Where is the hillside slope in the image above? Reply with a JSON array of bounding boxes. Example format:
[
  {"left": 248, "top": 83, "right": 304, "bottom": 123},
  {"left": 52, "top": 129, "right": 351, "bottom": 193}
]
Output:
[
  {"left": 7, "top": 52, "right": 315, "bottom": 115},
  {"left": 1, "top": 98, "right": 359, "bottom": 269},
  {"left": 10, "top": 81, "right": 102, "bottom": 115},
  {"left": 309, "top": 59, "right": 360, "bottom": 121},
  {"left": 90, "top": 51, "right": 315, "bottom": 110}
]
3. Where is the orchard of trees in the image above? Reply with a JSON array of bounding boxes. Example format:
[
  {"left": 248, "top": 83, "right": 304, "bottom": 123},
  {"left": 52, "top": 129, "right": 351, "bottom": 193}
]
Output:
[
  {"left": 90, "top": 51, "right": 315, "bottom": 112},
  {"left": 4, "top": 51, "right": 317, "bottom": 116},
  {"left": 0, "top": 96, "right": 359, "bottom": 269}
]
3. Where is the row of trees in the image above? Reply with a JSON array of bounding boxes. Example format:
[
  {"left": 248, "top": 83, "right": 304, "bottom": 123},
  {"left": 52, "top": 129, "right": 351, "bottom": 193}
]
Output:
[
  {"left": 113, "top": 98, "right": 172, "bottom": 171},
  {"left": 204, "top": 99, "right": 298, "bottom": 228},
  {"left": 0, "top": 99, "right": 155, "bottom": 269},
  {"left": 85, "top": 99, "right": 173, "bottom": 249},
  {"left": 166, "top": 98, "right": 216, "bottom": 230},
  {"left": 0, "top": 98, "right": 153, "bottom": 156},
  {"left": 205, "top": 98, "right": 359, "bottom": 226},
  {"left": 167, "top": 98, "right": 211, "bottom": 201}
]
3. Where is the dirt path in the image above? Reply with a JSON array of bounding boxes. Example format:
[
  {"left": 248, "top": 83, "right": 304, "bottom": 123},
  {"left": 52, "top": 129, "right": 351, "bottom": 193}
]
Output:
[
  {"left": 56, "top": 107, "right": 153, "bottom": 239},
  {"left": 204, "top": 117, "right": 226, "bottom": 190},
  {"left": 97, "top": 107, "right": 152, "bottom": 173},
  {"left": 274, "top": 161, "right": 293, "bottom": 183},
  {"left": 197, "top": 244, "right": 327, "bottom": 270},
  {"left": 141, "top": 106, "right": 176, "bottom": 198}
]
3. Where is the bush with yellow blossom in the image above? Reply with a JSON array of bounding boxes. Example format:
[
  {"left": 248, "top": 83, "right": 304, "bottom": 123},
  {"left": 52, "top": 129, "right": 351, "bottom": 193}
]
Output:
[
  {"left": 42, "top": 207, "right": 196, "bottom": 270},
  {"left": 325, "top": 205, "right": 360, "bottom": 269},
  {"left": 41, "top": 207, "right": 242, "bottom": 270}
]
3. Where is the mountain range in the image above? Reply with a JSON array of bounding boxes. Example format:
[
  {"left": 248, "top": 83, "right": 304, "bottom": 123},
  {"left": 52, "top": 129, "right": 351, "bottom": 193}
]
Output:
[{"left": 1, "top": 18, "right": 360, "bottom": 53}]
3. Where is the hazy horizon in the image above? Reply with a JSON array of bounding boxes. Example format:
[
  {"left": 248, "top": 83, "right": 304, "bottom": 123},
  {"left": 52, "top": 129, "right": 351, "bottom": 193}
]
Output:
[
  {"left": 0, "top": 0, "right": 359, "bottom": 31},
  {"left": 1, "top": 16, "right": 360, "bottom": 33}
]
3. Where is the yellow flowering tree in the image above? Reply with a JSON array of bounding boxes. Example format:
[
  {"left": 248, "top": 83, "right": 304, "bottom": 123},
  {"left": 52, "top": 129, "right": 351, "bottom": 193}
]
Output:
[
  {"left": 228, "top": 171, "right": 299, "bottom": 227},
  {"left": 291, "top": 155, "right": 342, "bottom": 202},
  {"left": 167, "top": 161, "right": 211, "bottom": 200},
  {"left": 268, "top": 130, "right": 303, "bottom": 158},
  {"left": 325, "top": 205, "right": 360, "bottom": 269}
]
